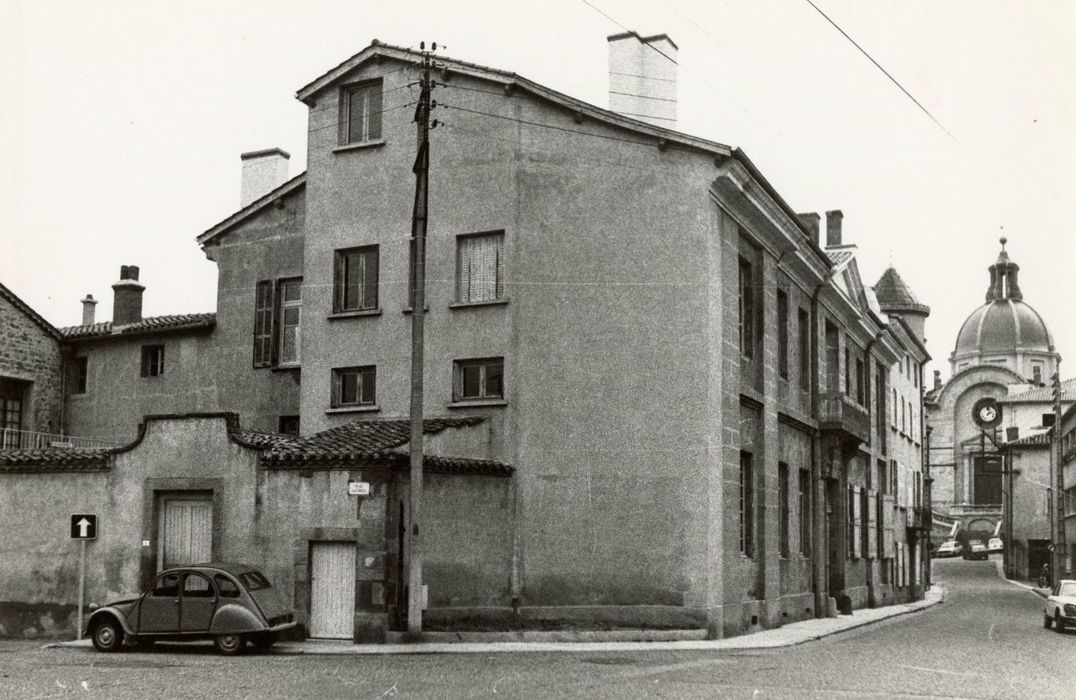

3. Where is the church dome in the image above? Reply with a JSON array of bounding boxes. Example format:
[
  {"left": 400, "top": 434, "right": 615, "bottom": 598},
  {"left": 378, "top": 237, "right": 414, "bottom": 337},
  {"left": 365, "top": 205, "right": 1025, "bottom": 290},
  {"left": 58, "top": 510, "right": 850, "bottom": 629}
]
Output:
[{"left": 952, "top": 238, "right": 1055, "bottom": 359}]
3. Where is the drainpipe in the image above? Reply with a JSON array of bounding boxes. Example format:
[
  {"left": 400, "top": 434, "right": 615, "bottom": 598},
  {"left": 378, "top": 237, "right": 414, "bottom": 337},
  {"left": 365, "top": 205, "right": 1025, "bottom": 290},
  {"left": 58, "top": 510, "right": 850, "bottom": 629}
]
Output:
[
  {"left": 810, "top": 275, "right": 834, "bottom": 617},
  {"left": 863, "top": 329, "right": 887, "bottom": 607}
]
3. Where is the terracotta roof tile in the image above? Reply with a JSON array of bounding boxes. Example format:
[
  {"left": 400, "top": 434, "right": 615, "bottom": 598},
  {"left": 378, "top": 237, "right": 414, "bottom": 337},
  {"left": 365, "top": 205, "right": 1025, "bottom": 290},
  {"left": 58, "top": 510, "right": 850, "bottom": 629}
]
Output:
[
  {"left": 59, "top": 313, "right": 216, "bottom": 340},
  {"left": 0, "top": 448, "right": 110, "bottom": 471},
  {"left": 1003, "top": 378, "right": 1076, "bottom": 403}
]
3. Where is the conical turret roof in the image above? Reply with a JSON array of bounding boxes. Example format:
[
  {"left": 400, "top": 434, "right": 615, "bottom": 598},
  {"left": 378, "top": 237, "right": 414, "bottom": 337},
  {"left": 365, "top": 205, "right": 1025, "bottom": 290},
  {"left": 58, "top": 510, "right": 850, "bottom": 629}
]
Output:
[{"left": 874, "top": 266, "right": 929, "bottom": 315}]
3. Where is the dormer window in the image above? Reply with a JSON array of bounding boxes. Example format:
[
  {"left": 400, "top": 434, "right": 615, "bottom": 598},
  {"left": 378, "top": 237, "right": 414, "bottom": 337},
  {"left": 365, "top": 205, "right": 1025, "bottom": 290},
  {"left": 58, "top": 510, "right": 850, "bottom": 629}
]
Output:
[{"left": 341, "top": 79, "right": 383, "bottom": 145}]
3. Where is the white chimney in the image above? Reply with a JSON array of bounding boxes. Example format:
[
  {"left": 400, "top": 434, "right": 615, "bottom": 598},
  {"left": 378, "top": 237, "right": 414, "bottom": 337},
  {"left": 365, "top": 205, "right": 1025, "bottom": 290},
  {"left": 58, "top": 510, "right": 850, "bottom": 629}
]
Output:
[
  {"left": 80, "top": 294, "right": 97, "bottom": 325},
  {"left": 240, "top": 148, "right": 290, "bottom": 208},
  {"left": 607, "top": 31, "right": 678, "bottom": 127}
]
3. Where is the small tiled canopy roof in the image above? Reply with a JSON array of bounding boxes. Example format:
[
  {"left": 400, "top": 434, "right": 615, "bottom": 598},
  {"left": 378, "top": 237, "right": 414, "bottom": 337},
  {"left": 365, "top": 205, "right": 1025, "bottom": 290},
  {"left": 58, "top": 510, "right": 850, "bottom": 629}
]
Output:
[
  {"left": 0, "top": 448, "right": 110, "bottom": 472},
  {"left": 261, "top": 416, "right": 512, "bottom": 476},
  {"left": 60, "top": 313, "right": 216, "bottom": 341}
]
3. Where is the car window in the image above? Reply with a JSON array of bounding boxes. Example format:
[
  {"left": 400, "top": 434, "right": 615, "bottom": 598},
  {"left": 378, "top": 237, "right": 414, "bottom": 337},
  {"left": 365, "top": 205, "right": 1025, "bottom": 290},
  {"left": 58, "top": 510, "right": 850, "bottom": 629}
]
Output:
[
  {"left": 152, "top": 573, "right": 180, "bottom": 597},
  {"left": 215, "top": 574, "right": 241, "bottom": 598},
  {"left": 182, "top": 573, "right": 213, "bottom": 598},
  {"left": 1059, "top": 582, "right": 1076, "bottom": 597},
  {"left": 237, "top": 570, "right": 272, "bottom": 591}
]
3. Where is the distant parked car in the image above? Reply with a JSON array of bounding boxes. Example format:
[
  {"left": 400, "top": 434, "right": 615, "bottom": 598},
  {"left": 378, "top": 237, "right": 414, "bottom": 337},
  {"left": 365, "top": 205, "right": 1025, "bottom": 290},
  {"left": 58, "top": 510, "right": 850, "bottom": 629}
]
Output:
[
  {"left": 85, "top": 563, "right": 295, "bottom": 655},
  {"left": 935, "top": 540, "right": 961, "bottom": 558},
  {"left": 1043, "top": 580, "right": 1076, "bottom": 632},
  {"left": 962, "top": 540, "right": 988, "bottom": 561},
  {"left": 987, "top": 537, "right": 1004, "bottom": 553}
]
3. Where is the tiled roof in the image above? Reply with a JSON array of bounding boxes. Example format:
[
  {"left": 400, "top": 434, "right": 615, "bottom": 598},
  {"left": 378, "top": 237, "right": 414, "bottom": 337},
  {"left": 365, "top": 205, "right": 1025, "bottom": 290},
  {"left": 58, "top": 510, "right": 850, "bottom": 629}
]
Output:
[
  {"left": 1004, "top": 431, "right": 1053, "bottom": 447},
  {"left": 59, "top": 313, "right": 216, "bottom": 340},
  {"left": 874, "top": 266, "right": 929, "bottom": 313},
  {"left": 0, "top": 448, "right": 110, "bottom": 471},
  {"left": 0, "top": 281, "right": 61, "bottom": 340},
  {"left": 1003, "top": 378, "right": 1076, "bottom": 403},
  {"left": 826, "top": 249, "right": 853, "bottom": 266},
  {"left": 262, "top": 416, "right": 512, "bottom": 476}
]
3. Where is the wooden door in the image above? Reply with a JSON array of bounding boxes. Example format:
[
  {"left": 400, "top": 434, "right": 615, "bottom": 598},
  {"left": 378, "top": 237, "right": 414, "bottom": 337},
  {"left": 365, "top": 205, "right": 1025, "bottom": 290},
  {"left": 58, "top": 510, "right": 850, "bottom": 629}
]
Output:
[
  {"left": 158, "top": 497, "right": 213, "bottom": 571},
  {"left": 309, "top": 542, "right": 356, "bottom": 639}
]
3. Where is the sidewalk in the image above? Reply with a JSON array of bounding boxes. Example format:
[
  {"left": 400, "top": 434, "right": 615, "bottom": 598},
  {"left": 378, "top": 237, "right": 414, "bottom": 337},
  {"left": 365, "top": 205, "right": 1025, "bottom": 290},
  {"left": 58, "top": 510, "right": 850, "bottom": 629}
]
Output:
[
  {"left": 47, "top": 587, "right": 944, "bottom": 656},
  {"left": 991, "top": 559, "right": 1049, "bottom": 598}
]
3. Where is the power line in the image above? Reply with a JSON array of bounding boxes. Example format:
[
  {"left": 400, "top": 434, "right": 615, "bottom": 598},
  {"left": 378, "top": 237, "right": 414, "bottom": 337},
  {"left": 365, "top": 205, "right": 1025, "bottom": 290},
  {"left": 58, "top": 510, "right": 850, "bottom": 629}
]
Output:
[{"left": 803, "top": 0, "right": 957, "bottom": 142}]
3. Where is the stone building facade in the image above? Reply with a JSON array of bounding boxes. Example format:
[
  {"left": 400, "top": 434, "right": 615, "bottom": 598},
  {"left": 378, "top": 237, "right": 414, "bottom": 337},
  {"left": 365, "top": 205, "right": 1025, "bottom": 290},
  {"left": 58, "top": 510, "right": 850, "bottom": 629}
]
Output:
[{"left": 0, "top": 282, "right": 64, "bottom": 445}]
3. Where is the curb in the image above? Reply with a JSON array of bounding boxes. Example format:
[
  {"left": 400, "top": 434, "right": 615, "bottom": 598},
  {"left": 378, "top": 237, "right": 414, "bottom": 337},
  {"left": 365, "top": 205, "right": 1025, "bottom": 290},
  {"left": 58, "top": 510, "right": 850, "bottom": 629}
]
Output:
[
  {"left": 992, "top": 559, "right": 1049, "bottom": 598},
  {"left": 43, "top": 590, "right": 943, "bottom": 656}
]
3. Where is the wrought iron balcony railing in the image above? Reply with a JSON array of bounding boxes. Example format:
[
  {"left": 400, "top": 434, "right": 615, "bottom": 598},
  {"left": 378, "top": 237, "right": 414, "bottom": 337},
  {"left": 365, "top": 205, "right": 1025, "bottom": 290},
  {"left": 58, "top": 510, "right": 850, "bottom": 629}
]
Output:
[{"left": 0, "top": 428, "right": 120, "bottom": 451}]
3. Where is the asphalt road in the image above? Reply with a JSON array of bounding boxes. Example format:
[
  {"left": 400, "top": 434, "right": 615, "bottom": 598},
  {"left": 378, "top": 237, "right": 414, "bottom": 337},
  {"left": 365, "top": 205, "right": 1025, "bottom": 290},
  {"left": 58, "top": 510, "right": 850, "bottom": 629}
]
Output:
[{"left": 1, "top": 558, "right": 1072, "bottom": 699}]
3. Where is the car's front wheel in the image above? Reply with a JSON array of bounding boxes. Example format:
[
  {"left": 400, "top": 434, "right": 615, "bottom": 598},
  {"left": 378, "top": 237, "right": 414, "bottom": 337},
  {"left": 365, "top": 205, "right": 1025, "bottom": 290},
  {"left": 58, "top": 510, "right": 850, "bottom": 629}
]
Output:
[
  {"left": 1044, "top": 614, "right": 1053, "bottom": 629},
  {"left": 90, "top": 618, "right": 123, "bottom": 652},
  {"left": 213, "top": 633, "right": 245, "bottom": 655},
  {"left": 1056, "top": 612, "right": 1067, "bottom": 633}
]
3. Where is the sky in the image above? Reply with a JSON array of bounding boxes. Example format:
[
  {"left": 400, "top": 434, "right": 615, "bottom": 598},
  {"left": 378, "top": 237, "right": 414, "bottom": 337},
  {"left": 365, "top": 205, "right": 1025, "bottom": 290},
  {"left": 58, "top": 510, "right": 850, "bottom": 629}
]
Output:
[{"left": 1, "top": 0, "right": 1073, "bottom": 383}]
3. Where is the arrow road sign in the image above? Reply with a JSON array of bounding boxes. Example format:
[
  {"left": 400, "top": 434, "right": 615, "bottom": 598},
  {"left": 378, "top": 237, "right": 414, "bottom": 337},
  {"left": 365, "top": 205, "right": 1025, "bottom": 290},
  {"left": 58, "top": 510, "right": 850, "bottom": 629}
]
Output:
[{"left": 70, "top": 514, "right": 97, "bottom": 540}]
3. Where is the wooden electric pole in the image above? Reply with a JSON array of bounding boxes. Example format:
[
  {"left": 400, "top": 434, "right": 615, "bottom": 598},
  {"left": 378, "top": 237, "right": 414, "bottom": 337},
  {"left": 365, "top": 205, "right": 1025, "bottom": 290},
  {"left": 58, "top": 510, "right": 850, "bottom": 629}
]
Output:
[{"left": 406, "top": 41, "right": 436, "bottom": 637}]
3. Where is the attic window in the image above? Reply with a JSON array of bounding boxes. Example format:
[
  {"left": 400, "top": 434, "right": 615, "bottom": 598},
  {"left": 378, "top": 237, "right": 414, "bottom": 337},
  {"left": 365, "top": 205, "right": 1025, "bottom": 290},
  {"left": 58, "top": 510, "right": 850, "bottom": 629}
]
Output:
[{"left": 341, "top": 79, "right": 383, "bottom": 145}]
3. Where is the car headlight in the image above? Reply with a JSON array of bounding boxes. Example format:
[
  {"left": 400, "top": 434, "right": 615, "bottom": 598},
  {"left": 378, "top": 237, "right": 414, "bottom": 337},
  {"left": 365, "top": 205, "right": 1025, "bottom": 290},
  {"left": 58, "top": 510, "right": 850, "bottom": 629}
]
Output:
[
  {"left": 1064, "top": 604, "right": 1076, "bottom": 616},
  {"left": 88, "top": 603, "right": 99, "bottom": 611}
]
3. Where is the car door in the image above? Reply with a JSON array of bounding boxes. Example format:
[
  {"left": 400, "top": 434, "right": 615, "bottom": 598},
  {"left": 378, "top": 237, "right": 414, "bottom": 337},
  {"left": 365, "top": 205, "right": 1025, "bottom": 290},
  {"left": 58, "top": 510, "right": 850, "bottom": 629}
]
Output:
[
  {"left": 138, "top": 572, "right": 181, "bottom": 633},
  {"left": 179, "top": 571, "right": 217, "bottom": 632}
]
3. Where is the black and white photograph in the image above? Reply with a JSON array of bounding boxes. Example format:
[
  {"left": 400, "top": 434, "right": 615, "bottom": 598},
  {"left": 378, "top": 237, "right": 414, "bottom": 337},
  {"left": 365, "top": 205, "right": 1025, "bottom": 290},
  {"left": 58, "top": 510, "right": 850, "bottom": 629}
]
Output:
[{"left": 1, "top": 1, "right": 1074, "bottom": 697}]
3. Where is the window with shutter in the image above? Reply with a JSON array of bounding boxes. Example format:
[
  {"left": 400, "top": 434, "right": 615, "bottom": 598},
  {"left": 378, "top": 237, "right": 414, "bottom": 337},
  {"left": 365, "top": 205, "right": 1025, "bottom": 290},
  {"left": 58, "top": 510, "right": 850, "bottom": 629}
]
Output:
[
  {"left": 778, "top": 462, "right": 790, "bottom": 557},
  {"left": 798, "top": 469, "right": 811, "bottom": 557},
  {"left": 341, "top": 80, "right": 383, "bottom": 144},
  {"left": 334, "top": 247, "right": 378, "bottom": 313},
  {"left": 278, "top": 279, "right": 302, "bottom": 365},
  {"left": 867, "top": 490, "right": 877, "bottom": 559},
  {"left": 853, "top": 487, "right": 862, "bottom": 559},
  {"left": 456, "top": 232, "right": 504, "bottom": 304},
  {"left": 253, "top": 280, "right": 274, "bottom": 367}
]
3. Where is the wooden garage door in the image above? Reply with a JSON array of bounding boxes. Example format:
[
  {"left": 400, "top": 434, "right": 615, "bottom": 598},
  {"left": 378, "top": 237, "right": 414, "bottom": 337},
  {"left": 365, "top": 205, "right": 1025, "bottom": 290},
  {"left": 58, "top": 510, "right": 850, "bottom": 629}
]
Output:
[
  {"left": 309, "top": 542, "right": 356, "bottom": 639},
  {"left": 158, "top": 497, "right": 213, "bottom": 571}
]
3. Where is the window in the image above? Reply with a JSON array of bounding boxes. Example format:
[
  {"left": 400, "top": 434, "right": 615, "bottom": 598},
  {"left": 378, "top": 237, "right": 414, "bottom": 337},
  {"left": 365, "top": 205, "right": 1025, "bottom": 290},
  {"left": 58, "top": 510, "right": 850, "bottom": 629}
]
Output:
[
  {"left": 278, "top": 279, "right": 302, "bottom": 365},
  {"left": 777, "top": 290, "right": 789, "bottom": 379},
  {"left": 879, "top": 460, "right": 888, "bottom": 495},
  {"left": 892, "top": 388, "right": 898, "bottom": 428},
  {"left": 454, "top": 357, "right": 504, "bottom": 401},
  {"left": 278, "top": 416, "right": 300, "bottom": 436},
  {"left": 798, "top": 308, "right": 811, "bottom": 391},
  {"left": 141, "top": 345, "right": 165, "bottom": 377},
  {"left": 844, "top": 347, "right": 851, "bottom": 397},
  {"left": 798, "top": 469, "right": 811, "bottom": 556},
  {"left": 68, "top": 357, "right": 88, "bottom": 394},
  {"left": 334, "top": 246, "right": 378, "bottom": 313},
  {"left": 0, "top": 379, "right": 26, "bottom": 447},
  {"left": 824, "top": 322, "right": 839, "bottom": 391},
  {"left": 253, "top": 280, "right": 274, "bottom": 367},
  {"left": 739, "top": 451, "right": 755, "bottom": 557},
  {"left": 875, "top": 363, "right": 886, "bottom": 452},
  {"left": 901, "top": 401, "right": 906, "bottom": 434},
  {"left": 738, "top": 256, "right": 754, "bottom": 360},
  {"left": 779, "top": 462, "right": 790, "bottom": 557},
  {"left": 456, "top": 232, "right": 504, "bottom": 304},
  {"left": 215, "top": 574, "right": 240, "bottom": 598},
  {"left": 332, "top": 366, "right": 376, "bottom": 408},
  {"left": 1032, "top": 363, "right": 1043, "bottom": 385},
  {"left": 855, "top": 357, "right": 865, "bottom": 405},
  {"left": 182, "top": 573, "right": 212, "bottom": 597},
  {"left": 151, "top": 573, "right": 180, "bottom": 597},
  {"left": 341, "top": 80, "right": 383, "bottom": 144}
]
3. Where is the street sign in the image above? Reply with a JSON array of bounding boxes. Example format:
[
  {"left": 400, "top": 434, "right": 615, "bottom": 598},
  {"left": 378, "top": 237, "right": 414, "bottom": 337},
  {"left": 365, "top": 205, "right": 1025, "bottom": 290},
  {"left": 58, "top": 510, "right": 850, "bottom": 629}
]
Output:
[
  {"left": 348, "top": 481, "right": 371, "bottom": 496},
  {"left": 70, "top": 514, "right": 97, "bottom": 540}
]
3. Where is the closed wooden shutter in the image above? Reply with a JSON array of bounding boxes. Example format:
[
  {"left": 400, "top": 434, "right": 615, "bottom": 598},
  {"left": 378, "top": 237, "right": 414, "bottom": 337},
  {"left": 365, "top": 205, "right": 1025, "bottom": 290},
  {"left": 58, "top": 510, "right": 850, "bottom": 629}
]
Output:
[
  {"left": 253, "top": 281, "right": 274, "bottom": 367},
  {"left": 458, "top": 233, "right": 503, "bottom": 303},
  {"left": 852, "top": 486, "right": 862, "bottom": 559},
  {"left": 867, "top": 489, "right": 877, "bottom": 560},
  {"left": 309, "top": 542, "right": 356, "bottom": 639},
  {"left": 882, "top": 495, "right": 895, "bottom": 558}
]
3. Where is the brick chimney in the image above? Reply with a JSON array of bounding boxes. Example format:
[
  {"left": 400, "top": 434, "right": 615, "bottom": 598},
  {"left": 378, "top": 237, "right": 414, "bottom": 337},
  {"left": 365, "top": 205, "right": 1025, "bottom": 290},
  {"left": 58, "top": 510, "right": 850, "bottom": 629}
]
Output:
[
  {"left": 798, "top": 212, "right": 821, "bottom": 245},
  {"left": 825, "top": 210, "right": 844, "bottom": 247},
  {"left": 80, "top": 294, "right": 97, "bottom": 325},
  {"left": 112, "top": 265, "right": 145, "bottom": 326},
  {"left": 240, "top": 148, "right": 290, "bottom": 208},
  {"left": 607, "top": 32, "right": 677, "bottom": 127}
]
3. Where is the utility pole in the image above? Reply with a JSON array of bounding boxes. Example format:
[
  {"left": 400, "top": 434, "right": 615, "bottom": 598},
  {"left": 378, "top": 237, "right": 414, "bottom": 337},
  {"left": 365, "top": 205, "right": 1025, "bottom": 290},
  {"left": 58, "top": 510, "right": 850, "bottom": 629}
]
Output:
[
  {"left": 1052, "top": 368, "right": 1066, "bottom": 583},
  {"left": 407, "top": 41, "right": 436, "bottom": 636}
]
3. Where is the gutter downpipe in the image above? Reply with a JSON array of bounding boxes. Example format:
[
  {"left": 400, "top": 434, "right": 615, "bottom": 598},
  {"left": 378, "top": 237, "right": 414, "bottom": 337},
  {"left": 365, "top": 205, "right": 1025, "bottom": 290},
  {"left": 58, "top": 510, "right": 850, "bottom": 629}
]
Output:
[
  {"left": 810, "top": 275, "right": 834, "bottom": 618},
  {"left": 863, "top": 329, "right": 887, "bottom": 607}
]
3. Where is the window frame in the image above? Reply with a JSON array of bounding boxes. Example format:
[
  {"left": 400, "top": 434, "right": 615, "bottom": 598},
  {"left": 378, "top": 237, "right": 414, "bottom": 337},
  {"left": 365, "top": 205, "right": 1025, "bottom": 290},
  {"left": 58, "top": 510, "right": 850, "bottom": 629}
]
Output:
[
  {"left": 331, "top": 366, "right": 377, "bottom": 408},
  {"left": 798, "top": 307, "right": 811, "bottom": 392},
  {"left": 778, "top": 462, "right": 790, "bottom": 558},
  {"left": 798, "top": 468, "right": 811, "bottom": 556},
  {"left": 738, "top": 256, "right": 755, "bottom": 361},
  {"left": 277, "top": 278, "right": 302, "bottom": 366},
  {"left": 776, "top": 289, "right": 789, "bottom": 379},
  {"left": 739, "top": 450, "right": 755, "bottom": 558},
  {"left": 339, "top": 79, "right": 384, "bottom": 145},
  {"left": 455, "top": 231, "right": 506, "bottom": 305},
  {"left": 453, "top": 357, "right": 505, "bottom": 402},
  {"left": 140, "top": 344, "right": 165, "bottom": 378},
  {"left": 253, "top": 280, "right": 274, "bottom": 368},
  {"left": 70, "top": 357, "right": 88, "bottom": 394},
  {"left": 333, "top": 246, "right": 379, "bottom": 314}
]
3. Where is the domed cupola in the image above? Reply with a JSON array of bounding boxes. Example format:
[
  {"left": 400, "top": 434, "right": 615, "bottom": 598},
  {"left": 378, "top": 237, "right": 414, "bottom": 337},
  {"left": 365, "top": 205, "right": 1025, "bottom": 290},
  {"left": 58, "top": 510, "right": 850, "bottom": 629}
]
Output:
[{"left": 950, "top": 238, "right": 1058, "bottom": 381}]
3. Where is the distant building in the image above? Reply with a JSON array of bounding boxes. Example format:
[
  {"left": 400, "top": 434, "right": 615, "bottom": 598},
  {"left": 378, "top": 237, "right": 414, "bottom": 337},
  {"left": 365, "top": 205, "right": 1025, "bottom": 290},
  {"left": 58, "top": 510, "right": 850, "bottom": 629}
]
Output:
[
  {"left": 925, "top": 238, "right": 1071, "bottom": 578},
  {"left": 0, "top": 282, "right": 64, "bottom": 446}
]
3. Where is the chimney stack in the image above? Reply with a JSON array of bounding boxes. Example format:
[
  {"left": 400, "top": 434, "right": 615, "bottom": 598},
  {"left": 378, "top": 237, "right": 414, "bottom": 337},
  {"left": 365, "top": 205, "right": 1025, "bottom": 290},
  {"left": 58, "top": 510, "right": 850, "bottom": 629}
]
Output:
[
  {"left": 797, "top": 212, "right": 821, "bottom": 245},
  {"left": 825, "top": 210, "right": 844, "bottom": 247},
  {"left": 607, "top": 32, "right": 677, "bottom": 127},
  {"left": 933, "top": 370, "right": 942, "bottom": 391},
  {"left": 112, "top": 265, "right": 145, "bottom": 326},
  {"left": 80, "top": 294, "right": 97, "bottom": 326},
  {"left": 240, "top": 148, "right": 290, "bottom": 208}
]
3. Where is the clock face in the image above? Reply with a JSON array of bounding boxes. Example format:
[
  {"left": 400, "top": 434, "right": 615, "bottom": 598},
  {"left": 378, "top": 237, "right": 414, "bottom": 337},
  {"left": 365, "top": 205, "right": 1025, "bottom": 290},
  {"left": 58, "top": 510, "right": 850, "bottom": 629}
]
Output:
[
  {"left": 972, "top": 397, "right": 1002, "bottom": 428},
  {"left": 979, "top": 405, "right": 997, "bottom": 423}
]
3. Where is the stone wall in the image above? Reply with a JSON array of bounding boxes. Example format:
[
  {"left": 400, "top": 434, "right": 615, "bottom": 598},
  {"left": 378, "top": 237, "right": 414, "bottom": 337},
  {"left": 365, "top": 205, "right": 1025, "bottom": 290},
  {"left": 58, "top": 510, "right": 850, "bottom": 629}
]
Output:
[{"left": 0, "top": 286, "right": 64, "bottom": 435}]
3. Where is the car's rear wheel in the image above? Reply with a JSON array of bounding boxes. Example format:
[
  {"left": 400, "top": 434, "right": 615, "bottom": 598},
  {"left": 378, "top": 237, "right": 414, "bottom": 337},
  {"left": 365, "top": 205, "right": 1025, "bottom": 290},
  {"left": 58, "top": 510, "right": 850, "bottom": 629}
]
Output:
[
  {"left": 250, "top": 632, "right": 278, "bottom": 649},
  {"left": 1044, "top": 614, "right": 1052, "bottom": 629},
  {"left": 90, "top": 618, "right": 123, "bottom": 652},
  {"left": 213, "top": 633, "right": 245, "bottom": 655},
  {"left": 1056, "top": 613, "right": 1066, "bottom": 633}
]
